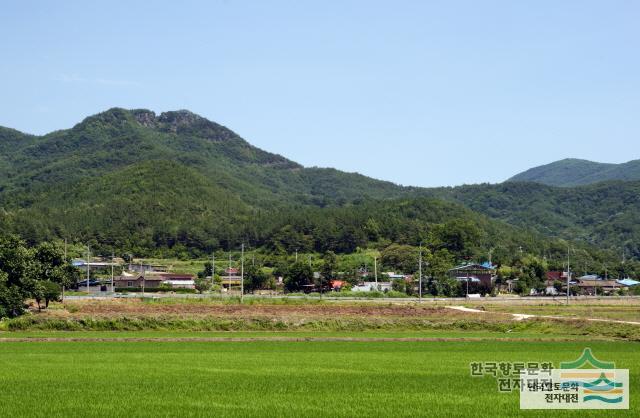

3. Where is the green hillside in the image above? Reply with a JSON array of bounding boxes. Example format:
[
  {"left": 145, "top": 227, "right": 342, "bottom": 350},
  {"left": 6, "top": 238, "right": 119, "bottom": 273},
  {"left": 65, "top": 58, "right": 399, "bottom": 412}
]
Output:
[
  {"left": 0, "top": 108, "right": 638, "bottom": 264},
  {"left": 0, "top": 108, "right": 424, "bottom": 255},
  {"left": 508, "top": 158, "right": 640, "bottom": 186},
  {"left": 0, "top": 108, "right": 410, "bottom": 209},
  {"left": 430, "top": 181, "right": 640, "bottom": 258}
]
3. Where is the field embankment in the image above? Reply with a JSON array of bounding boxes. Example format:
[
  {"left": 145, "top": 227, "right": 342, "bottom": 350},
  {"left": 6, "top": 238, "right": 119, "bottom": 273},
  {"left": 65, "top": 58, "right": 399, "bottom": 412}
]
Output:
[{"left": 1, "top": 298, "right": 638, "bottom": 341}]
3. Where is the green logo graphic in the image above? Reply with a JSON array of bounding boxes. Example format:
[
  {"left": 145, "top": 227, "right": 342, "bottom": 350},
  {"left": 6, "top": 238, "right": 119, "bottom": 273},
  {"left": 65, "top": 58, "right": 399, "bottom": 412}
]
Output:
[
  {"left": 560, "top": 349, "right": 623, "bottom": 405},
  {"left": 560, "top": 348, "right": 615, "bottom": 369}
]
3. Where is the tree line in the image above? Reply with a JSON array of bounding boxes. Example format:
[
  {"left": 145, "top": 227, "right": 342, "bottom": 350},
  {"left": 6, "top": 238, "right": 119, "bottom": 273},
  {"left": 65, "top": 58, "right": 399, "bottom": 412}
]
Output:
[{"left": 0, "top": 235, "right": 79, "bottom": 318}]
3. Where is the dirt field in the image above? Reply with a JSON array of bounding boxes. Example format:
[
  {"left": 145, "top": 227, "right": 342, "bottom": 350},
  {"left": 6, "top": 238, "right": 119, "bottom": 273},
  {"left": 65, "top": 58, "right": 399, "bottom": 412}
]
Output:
[{"left": 49, "top": 298, "right": 512, "bottom": 320}]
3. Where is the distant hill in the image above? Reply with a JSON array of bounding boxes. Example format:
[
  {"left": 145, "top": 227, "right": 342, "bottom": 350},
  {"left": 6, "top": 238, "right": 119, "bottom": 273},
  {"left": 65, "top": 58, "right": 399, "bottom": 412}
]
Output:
[
  {"left": 508, "top": 158, "right": 640, "bottom": 186},
  {"left": 428, "top": 181, "right": 640, "bottom": 258}
]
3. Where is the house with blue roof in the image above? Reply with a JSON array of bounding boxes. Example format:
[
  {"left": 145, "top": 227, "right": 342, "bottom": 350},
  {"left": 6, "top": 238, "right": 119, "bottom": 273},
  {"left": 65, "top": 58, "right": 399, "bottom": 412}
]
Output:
[{"left": 617, "top": 278, "right": 640, "bottom": 287}]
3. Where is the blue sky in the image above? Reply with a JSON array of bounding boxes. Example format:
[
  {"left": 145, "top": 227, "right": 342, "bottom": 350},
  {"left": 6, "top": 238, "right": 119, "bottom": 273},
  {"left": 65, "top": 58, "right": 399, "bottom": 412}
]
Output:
[{"left": 1, "top": 1, "right": 638, "bottom": 187}]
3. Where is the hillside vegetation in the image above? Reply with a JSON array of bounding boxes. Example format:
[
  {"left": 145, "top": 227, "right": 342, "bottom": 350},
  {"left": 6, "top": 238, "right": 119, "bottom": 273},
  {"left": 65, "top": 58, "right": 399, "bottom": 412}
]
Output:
[{"left": 1, "top": 108, "right": 639, "bottom": 262}]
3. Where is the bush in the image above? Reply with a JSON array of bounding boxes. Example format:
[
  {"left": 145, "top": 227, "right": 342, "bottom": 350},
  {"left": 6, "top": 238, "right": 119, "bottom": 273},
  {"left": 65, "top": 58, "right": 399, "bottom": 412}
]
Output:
[
  {"left": 194, "top": 277, "right": 211, "bottom": 294},
  {"left": 0, "top": 284, "right": 26, "bottom": 318}
]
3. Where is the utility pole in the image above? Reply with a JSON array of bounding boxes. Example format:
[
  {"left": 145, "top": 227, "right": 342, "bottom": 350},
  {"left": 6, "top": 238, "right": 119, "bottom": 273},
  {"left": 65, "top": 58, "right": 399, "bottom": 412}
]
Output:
[
  {"left": 141, "top": 261, "right": 145, "bottom": 297},
  {"left": 62, "top": 239, "right": 67, "bottom": 303},
  {"left": 111, "top": 250, "right": 115, "bottom": 293},
  {"left": 240, "top": 243, "right": 244, "bottom": 303},
  {"left": 566, "top": 246, "right": 571, "bottom": 305},
  {"left": 466, "top": 272, "right": 470, "bottom": 298},
  {"left": 86, "top": 245, "right": 90, "bottom": 293},
  {"left": 418, "top": 243, "right": 423, "bottom": 301},
  {"left": 374, "top": 256, "right": 378, "bottom": 289},
  {"left": 228, "top": 252, "right": 232, "bottom": 293},
  {"left": 212, "top": 252, "right": 216, "bottom": 288}
]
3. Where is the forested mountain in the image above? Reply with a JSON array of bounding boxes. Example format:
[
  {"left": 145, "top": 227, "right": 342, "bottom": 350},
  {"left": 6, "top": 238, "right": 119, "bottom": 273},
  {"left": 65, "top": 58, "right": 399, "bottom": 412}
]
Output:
[
  {"left": 429, "top": 181, "right": 640, "bottom": 258},
  {"left": 0, "top": 108, "right": 420, "bottom": 254},
  {"left": 0, "top": 108, "right": 409, "bottom": 210},
  {"left": 508, "top": 158, "right": 640, "bottom": 186},
  {"left": 0, "top": 108, "right": 638, "bottom": 263}
]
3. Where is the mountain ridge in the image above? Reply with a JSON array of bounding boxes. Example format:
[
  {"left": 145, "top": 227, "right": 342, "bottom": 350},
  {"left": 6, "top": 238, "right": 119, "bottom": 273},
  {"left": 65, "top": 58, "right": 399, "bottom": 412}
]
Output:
[
  {"left": 508, "top": 157, "right": 640, "bottom": 187},
  {"left": 1, "top": 108, "right": 639, "bottom": 261}
]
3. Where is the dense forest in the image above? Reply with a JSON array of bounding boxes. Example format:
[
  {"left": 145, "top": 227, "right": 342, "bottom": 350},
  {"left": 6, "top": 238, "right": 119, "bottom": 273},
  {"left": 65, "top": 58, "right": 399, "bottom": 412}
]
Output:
[{"left": 0, "top": 107, "right": 638, "bottom": 268}]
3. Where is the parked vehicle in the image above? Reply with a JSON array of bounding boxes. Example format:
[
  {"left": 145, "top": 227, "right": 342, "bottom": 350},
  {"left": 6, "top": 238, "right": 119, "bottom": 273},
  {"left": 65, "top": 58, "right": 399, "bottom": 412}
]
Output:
[{"left": 75, "top": 279, "right": 102, "bottom": 288}]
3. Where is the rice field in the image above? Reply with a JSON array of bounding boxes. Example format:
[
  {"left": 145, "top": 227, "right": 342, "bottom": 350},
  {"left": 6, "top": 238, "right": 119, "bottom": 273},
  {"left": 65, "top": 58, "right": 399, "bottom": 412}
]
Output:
[
  {"left": 0, "top": 338, "right": 637, "bottom": 417},
  {"left": 1, "top": 298, "right": 638, "bottom": 416}
]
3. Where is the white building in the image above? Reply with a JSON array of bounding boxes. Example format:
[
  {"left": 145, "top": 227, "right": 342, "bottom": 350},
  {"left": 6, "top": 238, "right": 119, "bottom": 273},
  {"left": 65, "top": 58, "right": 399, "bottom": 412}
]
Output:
[{"left": 352, "top": 281, "right": 393, "bottom": 292}]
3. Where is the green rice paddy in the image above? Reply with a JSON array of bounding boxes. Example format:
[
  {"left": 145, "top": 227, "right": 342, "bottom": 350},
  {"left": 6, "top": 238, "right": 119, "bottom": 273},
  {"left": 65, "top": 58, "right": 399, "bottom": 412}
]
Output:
[{"left": 0, "top": 338, "right": 637, "bottom": 417}]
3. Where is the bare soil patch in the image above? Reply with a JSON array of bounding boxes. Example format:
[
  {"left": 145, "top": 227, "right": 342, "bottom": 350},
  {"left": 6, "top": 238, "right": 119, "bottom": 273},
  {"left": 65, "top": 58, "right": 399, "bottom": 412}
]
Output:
[{"left": 50, "top": 299, "right": 510, "bottom": 321}]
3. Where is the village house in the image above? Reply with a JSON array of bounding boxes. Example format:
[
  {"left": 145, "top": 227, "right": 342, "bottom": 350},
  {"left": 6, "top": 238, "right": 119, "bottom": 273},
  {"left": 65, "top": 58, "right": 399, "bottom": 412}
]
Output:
[
  {"left": 128, "top": 263, "right": 170, "bottom": 273},
  {"left": 351, "top": 281, "right": 393, "bottom": 292},
  {"left": 220, "top": 267, "right": 242, "bottom": 289},
  {"left": 545, "top": 271, "right": 570, "bottom": 285},
  {"left": 544, "top": 271, "right": 572, "bottom": 295},
  {"left": 114, "top": 272, "right": 195, "bottom": 290},
  {"left": 331, "top": 280, "right": 346, "bottom": 291},
  {"left": 384, "top": 272, "right": 409, "bottom": 280},
  {"left": 574, "top": 275, "right": 620, "bottom": 295},
  {"left": 617, "top": 278, "right": 640, "bottom": 288},
  {"left": 448, "top": 263, "right": 496, "bottom": 287}
]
